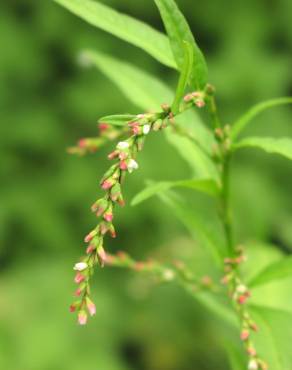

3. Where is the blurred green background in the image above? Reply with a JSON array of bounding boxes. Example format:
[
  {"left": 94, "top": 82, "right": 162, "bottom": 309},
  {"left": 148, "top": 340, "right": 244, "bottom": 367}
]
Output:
[{"left": 1, "top": 1, "right": 292, "bottom": 369}]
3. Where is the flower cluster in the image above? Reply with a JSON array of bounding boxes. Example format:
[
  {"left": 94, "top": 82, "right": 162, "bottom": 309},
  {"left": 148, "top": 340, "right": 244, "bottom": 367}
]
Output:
[
  {"left": 70, "top": 105, "right": 177, "bottom": 324},
  {"left": 222, "top": 248, "right": 268, "bottom": 370}
]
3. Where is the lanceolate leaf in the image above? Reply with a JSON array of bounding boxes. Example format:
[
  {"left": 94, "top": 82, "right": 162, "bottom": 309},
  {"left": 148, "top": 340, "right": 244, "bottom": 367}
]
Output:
[
  {"left": 98, "top": 114, "right": 136, "bottom": 127},
  {"left": 53, "top": 0, "right": 176, "bottom": 68},
  {"left": 232, "top": 137, "right": 292, "bottom": 161},
  {"left": 249, "top": 256, "right": 292, "bottom": 287},
  {"left": 80, "top": 50, "right": 173, "bottom": 111},
  {"left": 250, "top": 306, "right": 292, "bottom": 370},
  {"left": 155, "top": 0, "right": 208, "bottom": 90},
  {"left": 82, "top": 50, "right": 216, "bottom": 179},
  {"left": 131, "top": 178, "right": 220, "bottom": 206},
  {"left": 172, "top": 41, "right": 194, "bottom": 114},
  {"left": 157, "top": 191, "right": 225, "bottom": 265},
  {"left": 231, "top": 97, "right": 292, "bottom": 140}
]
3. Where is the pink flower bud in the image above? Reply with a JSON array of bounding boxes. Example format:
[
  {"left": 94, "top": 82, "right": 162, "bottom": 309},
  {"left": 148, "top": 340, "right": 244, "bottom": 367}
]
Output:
[
  {"left": 119, "top": 160, "right": 128, "bottom": 170},
  {"left": 195, "top": 99, "right": 205, "bottom": 108},
  {"left": 240, "top": 330, "right": 250, "bottom": 341},
  {"left": 104, "top": 212, "right": 113, "bottom": 222},
  {"left": 247, "top": 347, "right": 257, "bottom": 357},
  {"left": 132, "top": 124, "right": 140, "bottom": 135},
  {"left": 86, "top": 244, "right": 95, "bottom": 254},
  {"left": 97, "top": 246, "right": 107, "bottom": 267},
  {"left": 74, "top": 272, "right": 85, "bottom": 284},
  {"left": 250, "top": 323, "right": 258, "bottom": 332},
  {"left": 237, "top": 294, "right": 248, "bottom": 305},
  {"left": 86, "top": 298, "right": 96, "bottom": 316},
  {"left": 78, "top": 138, "right": 88, "bottom": 148},
  {"left": 119, "top": 151, "right": 128, "bottom": 160},
  {"left": 183, "top": 94, "right": 193, "bottom": 102},
  {"left": 70, "top": 304, "right": 77, "bottom": 312},
  {"left": 108, "top": 150, "right": 119, "bottom": 160},
  {"left": 78, "top": 310, "right": 88, "bottom": 325},
  {"left": 75, "top": 288, "right": 82, "bottom": 297},
  {"left": 84, "top": 230, "right": 97, "bottom": 243},
  {"left": 99, "top": 122, "right": 109, "bottom": 132},
  {"left": 101, "top": 180, "right": 114, "bottom": 190}
]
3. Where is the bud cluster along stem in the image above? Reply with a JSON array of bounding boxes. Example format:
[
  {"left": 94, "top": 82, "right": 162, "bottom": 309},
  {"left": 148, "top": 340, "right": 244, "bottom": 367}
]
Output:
[
  {"left": 221, "top": 250, "right": 267, "bottom": 370},
  {"left": 210, "top": 102, "right": 268, "bottom": 369},
  {"left": 105, "top": 251, "right": 220, "bottom": 293},
  {"left": 70, "top": 94, "right": 208, "bottom": 324}
]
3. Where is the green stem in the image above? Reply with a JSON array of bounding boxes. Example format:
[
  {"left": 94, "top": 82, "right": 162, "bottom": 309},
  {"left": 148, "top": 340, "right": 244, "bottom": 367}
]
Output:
[
  {"left": 221, "top": 154, "right": 234, "bottom": 257},
  {"left": 208, "top": 95, "right": 222, "bottom": 129}
]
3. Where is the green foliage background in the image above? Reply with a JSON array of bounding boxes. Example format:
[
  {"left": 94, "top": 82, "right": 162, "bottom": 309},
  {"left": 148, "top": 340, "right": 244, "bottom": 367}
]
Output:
[{"left": 1, "top": 1, "right": 292, "bottom": 369}]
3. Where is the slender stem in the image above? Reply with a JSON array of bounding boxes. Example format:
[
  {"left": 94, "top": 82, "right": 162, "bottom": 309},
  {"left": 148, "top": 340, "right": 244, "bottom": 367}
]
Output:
[
  {"left": 208, "top": 95, "right": 222, "bottom": 129},
  {"left": 221, "top": 154, "right": 234, "bottom": 257}
]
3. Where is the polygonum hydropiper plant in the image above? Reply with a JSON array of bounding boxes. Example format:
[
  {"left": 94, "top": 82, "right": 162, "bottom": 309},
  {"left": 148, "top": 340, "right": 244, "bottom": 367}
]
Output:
[{"left": 55, "top": 0, "right": 292, "bottom": 369}]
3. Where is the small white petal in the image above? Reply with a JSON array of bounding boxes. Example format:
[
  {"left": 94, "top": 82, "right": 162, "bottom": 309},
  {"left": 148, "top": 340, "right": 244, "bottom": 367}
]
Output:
[
  {"left": 127, "top": 159, "right": 139, "bottom": 173},
  {"left": 117, "top": 141, "right": 130, "bottom": 150},
  {"left": 143, "top": 124, "right": 151, "bottom": 135},
  {"left": 248, "top": 360, "right": 258, "bottom": 370},
  {"left": 236, "top": 284, "right": 247, "bottom": 294},
  {"left": 74, "top": 262, "right": 88, "bottom": 271},
  {"left": 163, "top": 269, "right": 175, "bottom": 281}
]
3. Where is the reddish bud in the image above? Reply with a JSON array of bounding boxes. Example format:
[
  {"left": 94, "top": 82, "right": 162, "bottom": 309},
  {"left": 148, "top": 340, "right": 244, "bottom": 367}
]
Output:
[
  {"left": 74, "top": 272, "right": 85, "bottom": 284},
  {"left": 86, "top": 244, "right": 95, "bottom": 254},
  {"left": 97, "top": 246, "right": 107, "bottom": 267},
  {"left": 104, "top": 212, "right": 113, "bottom": 222},
  {"left": 240, "top": 330, "right": 250, "bottom": 341},
  {"left": 70, "top": 304, "right": 77, "bottom": 313},
  {"left": 78, "top": 138, "right": 88, "bottom": 148},
  {"left": 86, "top": 297, "right": 96, "bottom": 316},
  {"left": 119, "top": 160, "right": 128, "bottom": 170},
  {"left": 250, "top": 323, "right": 258, "bottom": 332},
  {"left": 101, "top": 179, "right": 114, "bottom": 190},
  {"left": 84, "top": 230, "right": 97, "bottom": 243},
  {"left": 75, "top": 288, "right": 82, "bottom": 297},
  {"left": 247, "top": 347, "right": 257, "bottom": 357},
  {"left": 78, "top": 310, "right": 88, "bottom": 325},
  {"left": 99, "top": 122, "right": 110, "bottom": 133},
  {"left": 238, "top": 294, "right": 248, "bottom": 305},
  {"left": 195, "top": 99, "right": 205, "bottom": 108},
  {"left": 108, "top": 150, "right": 119, "bottom": 160}
]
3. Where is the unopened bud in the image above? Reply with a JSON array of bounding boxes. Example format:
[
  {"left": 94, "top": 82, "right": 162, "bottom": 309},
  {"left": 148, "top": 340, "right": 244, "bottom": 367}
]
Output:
[
  {"left": 240, "top": 330, "right": 250, "bottom": 341},
  {"left": 117, "top": 141, "right": 130, "bottom": 150},
  {"left": 73, "top": 262, "right": 88, "bottom": 271},
  {"left": 248, "top": 359, "right": 258, "bottom": 370},
  {"left": 78, "top": 310, "right": 88, "bottom": 325}
]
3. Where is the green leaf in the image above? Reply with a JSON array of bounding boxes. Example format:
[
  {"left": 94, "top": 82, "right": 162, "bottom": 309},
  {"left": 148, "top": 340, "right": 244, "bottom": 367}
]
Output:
[
  {"left": 157, "top": 190, "right": 225, "bottom": 265},
  {"left": 224, "top": 342, "right": 245, "bottom": 370},
  {"left": 172, "top": 41, "right": 194, "bottom": 114},
  {"left": 250, "top": 306, "right": 292, "bottom": 370},
  {"left": 98, "top": 114, "right": 136, "bottom": 127},
  {"left": 249, "top": 256, "right": 292, "bottom": 287},
  {"left": 231, "top": 97, "right": 292, "bottom": 140},
  {"left": 53, "top": 0, "right": 176, "bottom": 68},
  {"left": 155, "top": 0, "right": 208, "bottom": 90},
  {"left": 83, "top": 49, "right": 216, "bottom": 177},
  {"left": 164, "top": 128, "right": 220, "bottom": 182},
  {"left": 232, "top": 137, "right": 292, "bottom": 161},
  {"left": 80, "top": 50, "right": 173, "bottom": 111},
  {"left": 131, "top": 178, "right": 220, "bottom": 206}
]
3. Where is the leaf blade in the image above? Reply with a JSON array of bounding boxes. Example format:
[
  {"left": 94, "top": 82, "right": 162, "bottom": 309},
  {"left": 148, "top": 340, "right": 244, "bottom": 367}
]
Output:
[
  {"left": 98, "top": 114, "right": 136, "bottom": 127},
  {"left": 172, "top": 41, "right": 194, "bottom": 114},
  {"left": 131, "top": 178, "right": 220, "bottom": 206},
  {"left": 249, "top": 256, "right": 292, "bottom": 287},
  {"left": 232, "top": 136, "right": 292, "bottom": 161},
  {"left": 231, "top": 97, "right": 292, "bottom": 140},
  {"left": 54, "top": 0, "right": 176, "bottom": 68},
  {"left": 155, "top": 0, "right": 208, "bottom": 90}
]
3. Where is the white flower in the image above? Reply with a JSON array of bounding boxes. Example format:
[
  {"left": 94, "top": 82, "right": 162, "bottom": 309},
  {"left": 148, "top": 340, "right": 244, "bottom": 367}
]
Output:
[
  {"left": 163, "top": 269, "right": 175, "bottom": 281},
  {"left": 73, "top": 262, "right": 88, "bottom": 271},
  {"left": 127, "top": 159, "right": 139, "bottom": 173},
  {"left": 248, "top": 360, "right": 258, "bottom": 370},
  {"left": 143, "top": 124, "right": 151, "bottom": 135},
  {"left": 236, "top": 284, "right": 247, "bottom": 294},
  {"left": 117, "top": 141, "right": 130, "bottom": 150}
]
